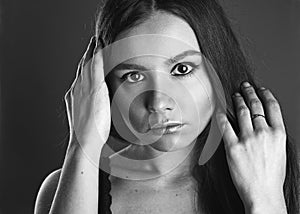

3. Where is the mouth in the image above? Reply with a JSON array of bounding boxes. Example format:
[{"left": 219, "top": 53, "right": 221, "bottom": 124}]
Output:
[
  {"left": 150, "top": 121, "right": 183, "bottom": 129},
  {"left": 149, "top": 122, "right": 185, "bottom": 135}
]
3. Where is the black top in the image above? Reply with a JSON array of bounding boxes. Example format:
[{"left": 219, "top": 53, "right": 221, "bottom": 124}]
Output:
[{"left": 99, "top": 158, "right": 112, "bottom": 214}]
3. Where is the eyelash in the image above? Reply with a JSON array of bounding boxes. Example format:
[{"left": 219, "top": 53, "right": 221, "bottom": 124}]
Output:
[
  {"left": 120, "top": 62, "right": 198, "bottom": 82},
  {"left": 171, "top": 62, "right": 197, "bottom": 78}
]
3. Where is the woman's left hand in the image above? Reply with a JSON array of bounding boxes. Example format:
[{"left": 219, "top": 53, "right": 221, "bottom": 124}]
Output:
[{"left": 216, "top": 81, "right": 287, "bottom": 213}]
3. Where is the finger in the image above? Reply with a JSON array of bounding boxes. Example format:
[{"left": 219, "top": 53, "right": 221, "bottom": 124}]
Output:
[
  {"left": 91, "top": 46, "right": 105, "bottom": 88},
  {"left": 63, "top": 59, "right": 83, "bottom": 128},
  {"left": 80, "top": 36, "right": 97, "bottom": 84},
  {"left": 64, "top": 89, "right": 73, "bottom": 130},
  {"left": 68, "top": 37, "right": 96, "bottom": 95},
  {"left": 82, "top": 36, "right": 97, "bottom": 68},
  {"left": 69, "top": 58, "right": 85, "bottom": 97},
  {"left": 257, "top": 88, "right": 285, "bottom": 131},
  {"left": 240, "top": 82, "right": 268, "bottom": 131},
  {"left": 71, "top": 57, "right": 84, "bottom": 90},
  {"left": 215, "top": 109, "right": 238, "bottom": 149},
  {"left": 232, "top": 92, "right": 253, "bottom": 136}
]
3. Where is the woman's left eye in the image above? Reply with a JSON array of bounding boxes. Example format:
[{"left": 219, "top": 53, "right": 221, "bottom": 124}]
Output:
[{"left": 171, "top": 63, "right": 196, "bottom": 78}]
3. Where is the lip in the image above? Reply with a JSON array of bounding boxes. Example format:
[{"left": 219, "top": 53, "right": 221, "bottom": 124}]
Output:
[
  {"left": 150, "top": 123, "right": 184, "bottom": 135},
  {"left": 150, "top": 121, "right": 183, "bottom": 129}
]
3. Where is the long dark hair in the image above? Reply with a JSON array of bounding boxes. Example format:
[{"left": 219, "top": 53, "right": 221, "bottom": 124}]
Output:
[{"left": 95, "top": 0, "right": 300, "bottom": 213}]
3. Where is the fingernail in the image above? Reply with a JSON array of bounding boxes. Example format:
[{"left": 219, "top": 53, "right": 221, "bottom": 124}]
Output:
[
  {"left": 232, "top": 92, "right": 241, "bottom": 97},
  {"left": 242, "top": 81, "right": 251, "bottom": 87},
  {"left": 259, "top": 87, "right": 266, "bottom": 90}
]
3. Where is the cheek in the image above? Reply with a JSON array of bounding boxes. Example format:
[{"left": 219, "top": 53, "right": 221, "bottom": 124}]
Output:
[
  {"left": 195, "top": 92, "right": 213, "bottom": 128},
  {"left": 128, "top": 95, "right": 148, "bottom": 131},
  {"left": 180, "top": 78, "right": 215, "bottom": 133}
]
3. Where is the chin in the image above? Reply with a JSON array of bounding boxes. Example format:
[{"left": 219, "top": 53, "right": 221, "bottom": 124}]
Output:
[
  {"left": 150, "top": 137, "right": 190, "bottom": 152},
  {"left": 150, "top": 141, "right": 176, "bottom": 152}
]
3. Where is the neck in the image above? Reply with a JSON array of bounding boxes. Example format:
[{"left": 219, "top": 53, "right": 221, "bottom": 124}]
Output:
[{"left": 108, "top": 138, "right": 198, "bottom": 189}]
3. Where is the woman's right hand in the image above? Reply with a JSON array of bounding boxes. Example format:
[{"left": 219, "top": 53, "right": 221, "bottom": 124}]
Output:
[
  {"left": 64, "top": 36, "right": 111, "bottom": 158},
  {"left": 34, "top": 37, "right": 111, "bottom": 214}
]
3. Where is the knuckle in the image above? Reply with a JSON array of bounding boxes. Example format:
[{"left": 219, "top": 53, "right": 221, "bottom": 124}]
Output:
[
  {"left": 64, "top": 94, "right": 68, "bottom": 103},
  {"left": 237, "top": 105, "right": 249, "bottom": 115},
  {"left": 250, "top": 99, "right": 261, "bottom": 108},
  {"left": 261, "top": 88, "right": 270, "bottom": 93},
  {"left": 245, "top": 87, "right": 254, "bottom": 94},
  {"left": 228, "top": 144, "right": 241, "bottom": 156},
  {"left": 243, "top": 139, "right": 253, "bottom": 148},
  {"left": 256, "top": 128, "right": 268, "bottom": 136},
  {"left": 64, "top": 89, "right": 71, "bottom": 102},
  {"left": 273, "top": 128, "right": 287, "bottom": 145},
  {"left": 239, "top": 133, "right": 248, "bottom": 142},
  {"left": 273, "top": 127, "right": 286, "bottom": 137},
  {"left": 266, "top": 99, "right": 279, "bottom": 108}
]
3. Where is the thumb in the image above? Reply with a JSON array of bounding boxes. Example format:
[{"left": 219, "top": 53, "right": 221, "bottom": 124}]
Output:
[{"left": 215, "top": 108, "right": 238, "bottom": 150}]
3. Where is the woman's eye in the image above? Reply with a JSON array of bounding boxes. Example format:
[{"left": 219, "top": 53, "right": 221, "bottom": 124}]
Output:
[
  {"left": 121, "top": 71, "right": 145, "bottom": 83},
  {"left": 171, "top": 63, "right": 195, "bottom": 77},
  {"left": 121, "top": 63, "right": 197, "bottom": 83}
]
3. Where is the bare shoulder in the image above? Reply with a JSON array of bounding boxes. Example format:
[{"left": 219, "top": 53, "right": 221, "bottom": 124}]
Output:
[{"left": 34, "top": 168, "right": 62, "bottom": 214}]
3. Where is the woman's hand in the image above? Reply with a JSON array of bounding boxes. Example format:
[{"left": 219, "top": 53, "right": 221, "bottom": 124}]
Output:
[
  {"left": 34, "top": 37, "right": 111, "bottom": 214},
  {"left": 216, "top": 81, "right": 287, "bottom": 213},
  {"left": 64, "top": 36, "right": 111, "bottom": 159}
]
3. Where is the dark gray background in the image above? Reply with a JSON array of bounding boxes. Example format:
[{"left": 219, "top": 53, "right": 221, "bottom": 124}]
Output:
[{"left": 1, "top": 0, "right": 299, "bottom": 213}]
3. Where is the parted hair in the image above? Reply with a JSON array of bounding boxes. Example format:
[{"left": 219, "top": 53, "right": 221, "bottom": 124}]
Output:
[{"left": 94, "top": 0, "right": 300, "bottom": 213}]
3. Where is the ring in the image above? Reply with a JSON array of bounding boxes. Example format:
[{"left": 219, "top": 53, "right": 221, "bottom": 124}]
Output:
[{"left": 251, "top": 113, "right": 265, "bottom": 120}]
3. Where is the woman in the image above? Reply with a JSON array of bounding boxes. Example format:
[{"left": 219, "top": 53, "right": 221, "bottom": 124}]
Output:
[{"left": 34, "top": 0, "right": 300, "bottom": 213}]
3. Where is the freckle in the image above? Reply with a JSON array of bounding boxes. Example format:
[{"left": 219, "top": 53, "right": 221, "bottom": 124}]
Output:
[
  {"left": 135, "top": 189, "right": 138, "bottom": 192},
  {"left": 176, "top": 194, "right": 178, "bottom": 197},
  {"left": 81, "top": 171, "right": 84, "bottom": 174}
]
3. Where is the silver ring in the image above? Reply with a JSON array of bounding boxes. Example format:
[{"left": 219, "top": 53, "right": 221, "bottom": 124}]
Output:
[{"left": 251, "top": 113, "right": 265, "bottom": 120}]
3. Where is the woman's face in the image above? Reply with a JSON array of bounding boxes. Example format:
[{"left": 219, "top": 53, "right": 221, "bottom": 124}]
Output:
[{"left": 107, "top": 11, "right": 215, "bottom": 152}]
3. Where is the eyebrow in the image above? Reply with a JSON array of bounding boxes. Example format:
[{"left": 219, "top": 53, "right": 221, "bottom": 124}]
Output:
[{"left": 111, "top": 50, "right": 202, "bottom": 73}]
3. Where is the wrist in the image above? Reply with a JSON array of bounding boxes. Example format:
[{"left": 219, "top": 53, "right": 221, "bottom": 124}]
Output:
[
  {"left": 67, "top": 136, "right": 103, "bottom": 166},
  {"left": 244, "top": 191, "right": 287, "bottom": 214}
]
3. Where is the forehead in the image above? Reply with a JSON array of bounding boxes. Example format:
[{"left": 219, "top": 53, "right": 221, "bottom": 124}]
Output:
[
  {"left": 103, "top": 12, "right": 201, "bottom": 75},
  {"left": 115, "top": 11, "right": 200, "bottom": 52},
  {"left": 103, "top": 34, "right": 201, "bottom": 75}
]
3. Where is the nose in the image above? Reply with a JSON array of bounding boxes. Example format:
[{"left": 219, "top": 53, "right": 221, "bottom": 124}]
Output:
[{"left": 146, "top": 90, "right": 175, "bottom": 113}]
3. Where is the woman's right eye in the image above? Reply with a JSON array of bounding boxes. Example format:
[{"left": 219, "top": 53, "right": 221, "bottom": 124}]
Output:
[{"left": 121, "top": 71, "right": 145, "bottom": 83}]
